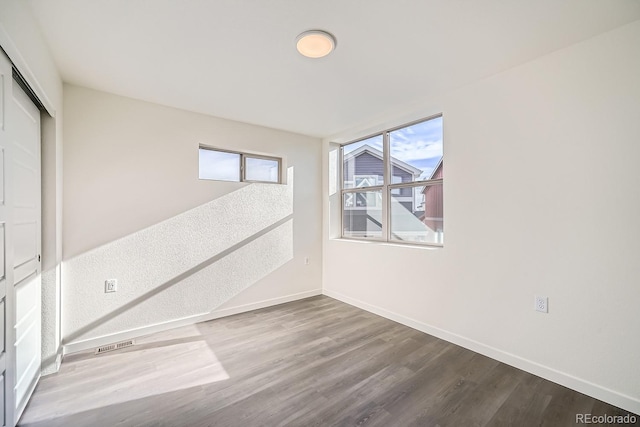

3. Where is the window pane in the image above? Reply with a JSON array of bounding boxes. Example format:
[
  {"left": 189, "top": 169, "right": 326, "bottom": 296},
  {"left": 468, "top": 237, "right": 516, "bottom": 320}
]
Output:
[
  {"left": 245, "top": 157, "right": 279, "bottom": 182},
  {"left": 389, "top": 116, "right": 443, "bottom": 183},
  {"left": 390, "top": 183, "right": 443, "bottom": 244},
  {"left": 199, "top": 149, "right": 240, "bottom": 181},
  {"left": 343, "top": 190, "right": 382, "bottom": 239},
  {"left": 342, "top": 135, "right": 384, "bottom": 189}
]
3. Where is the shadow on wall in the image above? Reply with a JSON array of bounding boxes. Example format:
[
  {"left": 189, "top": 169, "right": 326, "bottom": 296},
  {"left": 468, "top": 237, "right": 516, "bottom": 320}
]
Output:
[{"left": 61, "top": 168, "right": 296, "bottom": 349}]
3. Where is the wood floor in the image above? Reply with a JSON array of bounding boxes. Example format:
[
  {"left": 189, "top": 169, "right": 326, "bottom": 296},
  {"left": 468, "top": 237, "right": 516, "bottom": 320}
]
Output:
[{"left": 19, "top": 296, "right": 638, "bottom": 427}]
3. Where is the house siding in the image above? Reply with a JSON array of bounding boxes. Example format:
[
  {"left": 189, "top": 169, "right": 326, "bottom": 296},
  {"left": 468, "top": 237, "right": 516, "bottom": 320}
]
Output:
[
  {"left": 344, "top": 152, "right": 384, "bottom": 186},
  {"left": 423, "top": 163, "right": 443, "bottom": 231}
]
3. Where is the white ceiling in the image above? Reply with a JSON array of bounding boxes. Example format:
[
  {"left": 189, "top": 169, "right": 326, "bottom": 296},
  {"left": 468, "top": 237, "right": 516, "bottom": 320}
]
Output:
[{"left": 27, "top": 0, "right": 640, "bottom": 138}]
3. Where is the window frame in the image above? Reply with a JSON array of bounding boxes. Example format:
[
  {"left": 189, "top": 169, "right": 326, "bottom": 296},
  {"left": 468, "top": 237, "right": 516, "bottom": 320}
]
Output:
[
  {"left": 242, "top": 153, "right": 282, "bottom": 183},
  {"left": 339, "top": 114, "right": 443, "bottom": 247},
  {"left": 199, "top": 145, "right": 282, "bottom": 184}
]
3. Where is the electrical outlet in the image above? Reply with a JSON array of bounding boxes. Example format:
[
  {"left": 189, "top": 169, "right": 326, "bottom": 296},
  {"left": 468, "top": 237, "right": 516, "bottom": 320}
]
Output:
[
  {"left": 105, "top": 279, "right": 118, "bottom": 293},
  {"left": 535, "top": 296, "right": 548, "bottom": 313},
  {"left": 304, "top": 257, "right": 310, "bottom": 265}
]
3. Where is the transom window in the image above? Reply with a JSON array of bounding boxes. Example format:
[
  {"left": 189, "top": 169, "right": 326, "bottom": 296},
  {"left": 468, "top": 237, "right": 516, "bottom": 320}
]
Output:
[
  {"left": 199, "top": 146, "right": 281, "bottom": 184},
  {"left": 341, "top": 115, "right": 443, "bottom": 246}
]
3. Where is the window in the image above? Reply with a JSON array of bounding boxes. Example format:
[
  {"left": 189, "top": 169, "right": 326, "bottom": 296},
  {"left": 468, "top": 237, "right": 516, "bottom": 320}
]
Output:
[
  {"left": 199, "top": 146, "right": 281, "bottom": 184},
  {"left": 341, "top": 115, "right": 443, "bottom": 246},
  {"left": 244, "top": 156, "right": 279, "bottom": 183},
  {"left": 198, "top": 149, "right": 240, "bottom": 181}
]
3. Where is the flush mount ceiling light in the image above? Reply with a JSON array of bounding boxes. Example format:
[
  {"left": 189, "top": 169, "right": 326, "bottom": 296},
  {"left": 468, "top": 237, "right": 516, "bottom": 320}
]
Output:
[{"left": 296, "top": 30, "right": 337, "bottom": 58}]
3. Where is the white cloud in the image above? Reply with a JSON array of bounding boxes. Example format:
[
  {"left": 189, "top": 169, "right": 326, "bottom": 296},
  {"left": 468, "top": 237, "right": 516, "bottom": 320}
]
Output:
[
  {"left": 391, "top": 139, "right": 443, "bottom": 162},
  {"left": 389, "top": 117, "right": 443, "bottom": 163}
]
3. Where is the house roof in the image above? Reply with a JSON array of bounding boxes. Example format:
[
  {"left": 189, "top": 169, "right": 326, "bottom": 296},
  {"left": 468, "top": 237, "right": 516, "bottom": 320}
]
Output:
[
  {"left": 421, "top": 160, "right": 444, "bottom": 195},
  {"left": 343, "top": 144, "right": 423, "bottom": 176},
  {"left": 429, "top": 158, "right": 443, "bottom": 180}
]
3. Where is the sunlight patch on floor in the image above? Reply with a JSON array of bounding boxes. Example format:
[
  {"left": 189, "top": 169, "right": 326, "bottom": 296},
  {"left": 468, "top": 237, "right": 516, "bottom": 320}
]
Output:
[{"left": 21, "top": 340, "right": 229, "bottom": 423}]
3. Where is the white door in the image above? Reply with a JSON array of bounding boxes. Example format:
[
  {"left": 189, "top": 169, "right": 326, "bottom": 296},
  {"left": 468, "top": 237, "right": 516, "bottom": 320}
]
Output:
[
  {"left": 0, "top": 51, "right": 42, "bottom": 427},
  {"left": 11, "top": 76, "right": 41, "bottom": 424}
]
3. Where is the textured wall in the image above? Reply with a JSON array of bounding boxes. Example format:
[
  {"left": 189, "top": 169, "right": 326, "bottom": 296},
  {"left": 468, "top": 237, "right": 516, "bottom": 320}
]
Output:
[
  {"left": 323, "top": 21, "right": 640, "bottom": 414},
  {"left": 63, "top": 86, "right": 322, "bottom": 349},
  {"left": 63, "top": 171, "right": 294, "bottom": 343},
  {"left": 40, "top": 115, "right": 62, "bottom": 375}
]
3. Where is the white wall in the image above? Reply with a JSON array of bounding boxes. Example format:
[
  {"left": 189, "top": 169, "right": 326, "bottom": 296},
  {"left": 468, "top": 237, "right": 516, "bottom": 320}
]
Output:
[
  {"left": 63, "top": 85, "right": 322, "bottom": 351},
  {"left": 323, "top": 20, "right": 640, "bottom": 414},
  {"left": 0, "top": 0, "right": 64, "bottom": 375}
]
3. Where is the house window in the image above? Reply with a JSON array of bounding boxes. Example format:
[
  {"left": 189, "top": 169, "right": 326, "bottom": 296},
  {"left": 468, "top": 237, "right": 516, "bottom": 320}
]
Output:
[
  {"left": 341, "top": 115, "right": 443, "bottom": 246},
  {"left": 199, "top": 146, "right": 281, "bottom": 184}
]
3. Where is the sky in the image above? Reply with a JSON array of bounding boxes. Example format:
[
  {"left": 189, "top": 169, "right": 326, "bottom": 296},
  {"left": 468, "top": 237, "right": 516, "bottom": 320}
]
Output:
[
  {"left": 343, "top": 116, "right": 443, "bottom": 180},
  {"left": 199, "top": 149, "right": 240, "bottom": 181},
  {"left": 199, "top": 149, "right": 279, "bottom": 182}
]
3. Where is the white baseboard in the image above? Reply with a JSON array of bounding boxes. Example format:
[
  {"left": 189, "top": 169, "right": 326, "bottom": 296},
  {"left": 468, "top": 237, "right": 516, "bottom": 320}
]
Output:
[
  {"left": 202, "top": 289, "right": 322, "bottom": 322},
  {"left": 322, "top": 288, "right": 640, "bottom": 416},
  {"left": 54, "top": 350, "right": 62, "bottom": 372},
  {"left": 63, "top": 289, "right": 322, "bottom": 355},
  {"left": 41, "top": 346, "right": 63, "bottom": 376},
  {"left": 63, "top": 312, "right": 206, "bottom": 355}
]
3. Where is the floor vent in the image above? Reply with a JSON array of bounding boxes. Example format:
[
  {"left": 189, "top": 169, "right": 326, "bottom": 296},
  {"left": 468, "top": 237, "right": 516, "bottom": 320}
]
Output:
[{"left": 95, "top": 339, "right": 135, "bottom": 355}]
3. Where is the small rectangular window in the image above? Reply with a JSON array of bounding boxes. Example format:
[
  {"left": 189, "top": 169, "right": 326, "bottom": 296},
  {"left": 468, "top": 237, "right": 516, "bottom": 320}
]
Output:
[
  {"left": 199, "top": 147, "right": 281, "bottom": 184},
  {"left": 245, "top": 156, "right": 280, "bottom": 183},
  {"left": 199, "top": 149, "right": 240, "bottom": 181}
]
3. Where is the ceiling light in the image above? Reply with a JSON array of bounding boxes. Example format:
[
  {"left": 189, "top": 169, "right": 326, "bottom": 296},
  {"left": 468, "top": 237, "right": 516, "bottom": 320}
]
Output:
[{"left": 296, "top": 30, "right": 336, "bottom": 58}]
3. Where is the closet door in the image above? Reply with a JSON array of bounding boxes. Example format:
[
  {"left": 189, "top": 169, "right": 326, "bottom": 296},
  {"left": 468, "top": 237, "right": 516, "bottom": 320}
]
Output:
[
  {"left": 0, "top": 50, "right": 42, "bottom": 427},
  {"left": 11, "top": 76, "right": 41, "bottom": 424}
]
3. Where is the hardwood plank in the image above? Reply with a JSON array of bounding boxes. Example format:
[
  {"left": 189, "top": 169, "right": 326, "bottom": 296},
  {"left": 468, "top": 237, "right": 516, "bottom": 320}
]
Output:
[
  {"left": 485, "top": 374, "right": 552, "bottom": 427},
  {"left": 18, "top": 296, "right": 638, "bottom": 427}
]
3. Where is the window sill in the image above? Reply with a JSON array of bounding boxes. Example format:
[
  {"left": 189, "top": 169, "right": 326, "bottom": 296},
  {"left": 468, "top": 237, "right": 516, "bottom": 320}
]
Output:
[{"left": 331, "top": 237, "right": 443, "bottom": 250}]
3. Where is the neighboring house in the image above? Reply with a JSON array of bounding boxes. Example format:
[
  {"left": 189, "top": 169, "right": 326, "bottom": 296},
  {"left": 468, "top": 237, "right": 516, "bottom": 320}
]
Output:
[
  {"left": 421, "top": 159, "right": 444, "bottom": 238},
  {"left": 343, "top": 144, "right": 423, "bottom": 237}
]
